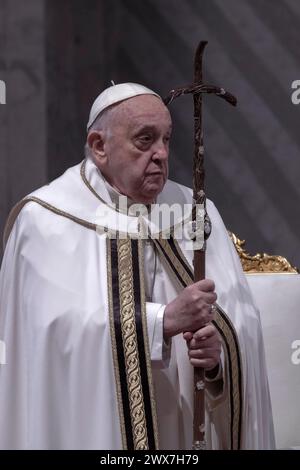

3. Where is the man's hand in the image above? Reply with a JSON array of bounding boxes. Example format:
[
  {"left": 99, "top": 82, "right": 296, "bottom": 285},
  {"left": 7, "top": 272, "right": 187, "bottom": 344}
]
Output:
[
  {"left": 163, "top": 279, "right": 217, "bottom": 339},
  {"left": 183, "top": 323, "right": 221, "bottom": 370}
]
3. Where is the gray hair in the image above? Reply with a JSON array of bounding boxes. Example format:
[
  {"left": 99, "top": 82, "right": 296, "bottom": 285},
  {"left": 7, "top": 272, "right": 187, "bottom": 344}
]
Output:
[{"left": 84, "top": 104, "right": 116, "bottom": 160}]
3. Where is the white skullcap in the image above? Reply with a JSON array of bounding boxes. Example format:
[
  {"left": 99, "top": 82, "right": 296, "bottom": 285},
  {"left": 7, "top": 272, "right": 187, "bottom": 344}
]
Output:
[{"left": 87, "top": 82, "right": 161, "bottom": 131}]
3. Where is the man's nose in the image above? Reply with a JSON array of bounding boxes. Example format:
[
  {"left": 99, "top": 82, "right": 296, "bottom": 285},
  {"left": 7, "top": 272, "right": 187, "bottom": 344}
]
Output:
[{"left": 152, "top": 142, "right": 169, "bottom": 161}]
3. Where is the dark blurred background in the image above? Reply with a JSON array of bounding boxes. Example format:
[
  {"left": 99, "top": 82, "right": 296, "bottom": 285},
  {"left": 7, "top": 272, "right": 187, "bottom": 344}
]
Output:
[{"left": 0, "top": 0, "right": 300, "bottom": 266}]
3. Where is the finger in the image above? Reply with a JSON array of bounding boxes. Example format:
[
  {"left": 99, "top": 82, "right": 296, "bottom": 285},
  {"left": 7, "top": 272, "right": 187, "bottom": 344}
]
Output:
[
  {"left": 194, "top": 279, "right": 215, "bottom": 293},
  {"left": 193, "top": 323, "right": 218, "bottom": 341},
  {"left": 201, "top": 291, "right": 218, "bottom": 305},
  {"left": 183, "top": 331, "right": 193, "bottom": 341},
  {"left": 194, "top": 303, "right": 216, "bottom": 326},
  {"left": 190, "top": 358, "right": 219, "bottom": 369},
  {"left": 189, "top": 335, "right": 219, "bottom": 350},
  {"left": 188, "top": 347, "right": 221, "bottom": 359}
]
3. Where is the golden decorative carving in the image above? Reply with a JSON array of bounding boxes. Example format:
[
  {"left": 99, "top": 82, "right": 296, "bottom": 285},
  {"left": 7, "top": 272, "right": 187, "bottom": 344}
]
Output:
[
  {"left": 117, "top": 238, "right": 148, "bottom": 450},
  {"left": 229, "top": 232, "right": 299, "bottom": 274}
]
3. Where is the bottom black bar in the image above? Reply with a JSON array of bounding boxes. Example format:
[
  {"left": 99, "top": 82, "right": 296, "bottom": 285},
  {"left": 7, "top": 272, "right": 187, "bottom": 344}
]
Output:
[{"left": 0, "top": 450, "right": 298, "bottom": 466}]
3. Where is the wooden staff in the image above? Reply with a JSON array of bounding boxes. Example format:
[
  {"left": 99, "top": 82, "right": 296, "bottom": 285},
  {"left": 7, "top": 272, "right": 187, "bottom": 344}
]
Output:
[{"left": 164, "top": 40, "right": 237, "bottom": 450}]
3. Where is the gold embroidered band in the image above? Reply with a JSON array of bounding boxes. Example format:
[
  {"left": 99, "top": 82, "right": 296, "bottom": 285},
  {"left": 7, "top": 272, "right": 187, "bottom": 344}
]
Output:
[{"left": 107, "top": 237, "right": 159, "bottom": 450}]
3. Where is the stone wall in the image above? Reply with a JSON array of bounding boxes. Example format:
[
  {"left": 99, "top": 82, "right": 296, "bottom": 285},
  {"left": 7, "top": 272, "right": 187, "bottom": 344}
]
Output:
[{"left": 0, "top": 0, "right": 47, "bottom": 257}]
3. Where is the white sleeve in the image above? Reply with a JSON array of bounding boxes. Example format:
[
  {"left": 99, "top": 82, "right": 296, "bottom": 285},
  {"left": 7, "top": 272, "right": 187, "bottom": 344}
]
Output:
[
  {"left": 146, "top": 302, "right": 171, "bottom": 369},
  {"left": 205, "top": 347, "right": 225, "bottom": 403}
]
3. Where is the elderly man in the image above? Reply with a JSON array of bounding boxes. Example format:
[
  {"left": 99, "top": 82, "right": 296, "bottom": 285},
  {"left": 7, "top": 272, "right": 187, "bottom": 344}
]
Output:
[{"left": 0, "top": 83, "right": 274, "bottom": 450}]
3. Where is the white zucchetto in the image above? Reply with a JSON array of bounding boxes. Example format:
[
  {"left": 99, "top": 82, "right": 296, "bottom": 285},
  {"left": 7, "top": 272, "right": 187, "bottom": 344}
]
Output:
[{"left": 87, "top": 82, "right": 161, "bottom": 131}]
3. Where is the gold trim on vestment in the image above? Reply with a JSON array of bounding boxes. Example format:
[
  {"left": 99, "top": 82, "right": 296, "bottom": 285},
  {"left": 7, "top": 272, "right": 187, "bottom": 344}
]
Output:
[
  {"left": 213, "top": 305, "right": 243, "bottom": 450},
  {"left": 137, "top": 239, "right": 160, "bottom": 450},
  {"left": 172, "top": 236, "right": 194, "bottom": 278},
  {"left": 158, "top": 235, "right": 193, "bottom": 287},
  {"left": 151, "top": 238, "right": 186, "bottom": 289},
  {"left": 117, "top": 238, "right": 149, "bottom": 450},
  {"left": 3, "top": 196, "right": 98, "bottom": 249},
  {"left": 25, "top": 196, "right": 97, "bottom": 230},
  {"left": 81, "top": 159, "right": 126, "bottom": 214},
  {"left": 106, "top": 238, "right": 128, "bottom": 449}
]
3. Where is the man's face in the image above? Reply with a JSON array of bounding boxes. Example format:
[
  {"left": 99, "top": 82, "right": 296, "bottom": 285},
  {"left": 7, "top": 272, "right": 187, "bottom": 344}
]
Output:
[{"left": 91, "top": 94, "right": 172, "bottom": 204}]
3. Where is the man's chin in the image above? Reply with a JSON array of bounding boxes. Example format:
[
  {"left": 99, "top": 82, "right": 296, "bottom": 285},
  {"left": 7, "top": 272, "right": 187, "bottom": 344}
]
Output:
[
  {"left": 128, "top": 179, "right": 166, "bottom": 204},
  {"left": 141, "top": 182, "right": 165, "bottom": 204}
]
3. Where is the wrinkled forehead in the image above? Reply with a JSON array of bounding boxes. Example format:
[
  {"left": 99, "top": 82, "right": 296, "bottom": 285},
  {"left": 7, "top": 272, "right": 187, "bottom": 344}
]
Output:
[{"left": 113, "top": 94, "right": 172, "bottom": 128}]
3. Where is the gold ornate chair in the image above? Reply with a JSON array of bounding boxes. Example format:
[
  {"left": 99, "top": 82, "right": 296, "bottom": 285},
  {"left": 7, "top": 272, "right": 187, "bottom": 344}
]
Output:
[
  {"left": 229, "top": 232, "right": 298, "bottom": 274},
  {"left": 230, "top": 232, "right": 300, "bottom": 449}
]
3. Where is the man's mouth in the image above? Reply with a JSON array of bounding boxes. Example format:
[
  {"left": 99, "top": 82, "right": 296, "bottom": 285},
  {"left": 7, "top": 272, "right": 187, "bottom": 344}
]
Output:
[{"left": 147, "top": 171, "right": 163, "bottom": 176}]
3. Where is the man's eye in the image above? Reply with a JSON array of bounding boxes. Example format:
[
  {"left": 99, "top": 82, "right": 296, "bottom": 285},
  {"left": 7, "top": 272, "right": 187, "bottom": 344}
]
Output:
[{"left": 139, "top": 135, "right": 152, "bottom": 143}]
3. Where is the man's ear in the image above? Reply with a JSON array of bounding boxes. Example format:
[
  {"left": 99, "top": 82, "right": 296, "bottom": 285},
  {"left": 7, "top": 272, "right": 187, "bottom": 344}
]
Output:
[{"left": 87, "top": 131, "right": 107, "bottom": 167}]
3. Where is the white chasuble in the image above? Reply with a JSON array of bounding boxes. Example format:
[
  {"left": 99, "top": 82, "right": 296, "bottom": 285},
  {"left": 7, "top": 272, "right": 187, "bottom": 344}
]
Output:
[{"left": 0, "top": 158, "right": 275, "bottom": 449}]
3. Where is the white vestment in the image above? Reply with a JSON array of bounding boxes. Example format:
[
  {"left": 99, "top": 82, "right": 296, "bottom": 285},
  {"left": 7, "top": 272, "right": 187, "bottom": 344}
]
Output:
[{"left": 0, "top": 158, "right": 275, "bottom": 450}]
